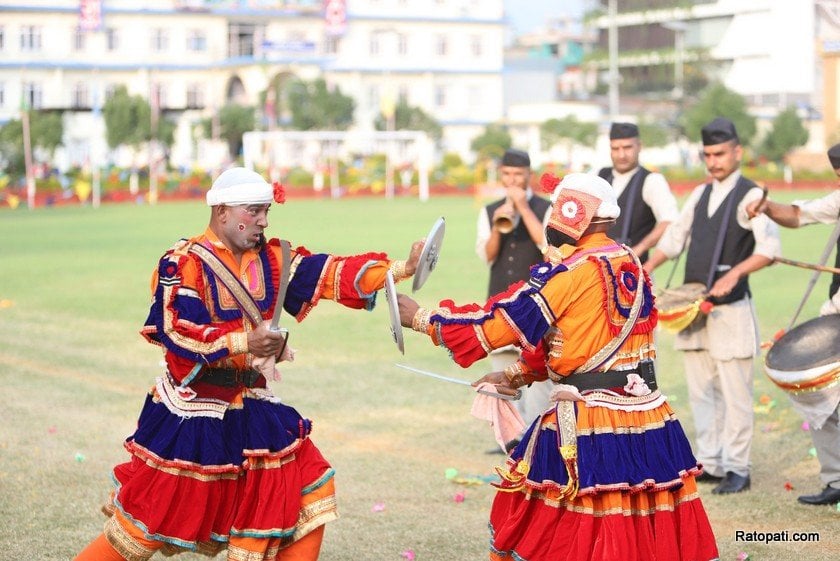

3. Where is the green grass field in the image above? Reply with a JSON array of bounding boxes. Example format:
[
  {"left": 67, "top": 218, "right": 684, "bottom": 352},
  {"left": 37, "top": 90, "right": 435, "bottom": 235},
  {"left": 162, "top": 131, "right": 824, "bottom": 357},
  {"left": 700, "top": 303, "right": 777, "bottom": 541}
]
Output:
[{"left": 1, "top": 190, "right": 838, "bottom": 560}]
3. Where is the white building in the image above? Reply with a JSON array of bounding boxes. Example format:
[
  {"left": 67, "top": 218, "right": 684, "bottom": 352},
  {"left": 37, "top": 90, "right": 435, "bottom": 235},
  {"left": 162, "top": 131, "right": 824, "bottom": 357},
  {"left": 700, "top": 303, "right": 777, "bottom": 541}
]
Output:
[
  {"left": 587, "top": 0, "right": 816, "bottom": 111},
  {"left": 0, "top": 0, "right": 505, "bottom": 170}
]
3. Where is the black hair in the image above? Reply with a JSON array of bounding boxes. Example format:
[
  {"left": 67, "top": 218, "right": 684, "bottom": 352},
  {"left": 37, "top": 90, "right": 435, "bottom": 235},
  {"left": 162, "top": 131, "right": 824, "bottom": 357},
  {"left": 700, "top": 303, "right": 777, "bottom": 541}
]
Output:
[{"left": 545, "top": 228, "right": 577, "bottom": 248}]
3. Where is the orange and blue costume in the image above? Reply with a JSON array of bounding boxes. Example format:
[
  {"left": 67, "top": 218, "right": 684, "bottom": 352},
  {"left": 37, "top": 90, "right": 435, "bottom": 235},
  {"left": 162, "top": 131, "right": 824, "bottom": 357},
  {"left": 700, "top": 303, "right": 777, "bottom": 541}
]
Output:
[
  {"left": 418, "top": 232, "right": 718, "bottom": 561},
  {"left": 88, "top": 227, "right": 400, "bottom": 561}
]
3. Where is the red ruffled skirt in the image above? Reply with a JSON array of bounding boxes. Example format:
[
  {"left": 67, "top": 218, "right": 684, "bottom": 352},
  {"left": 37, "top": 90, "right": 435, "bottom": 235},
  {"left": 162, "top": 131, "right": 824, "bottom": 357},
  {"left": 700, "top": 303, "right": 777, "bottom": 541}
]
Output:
[{"left": 488, "top": 400, "right": 718, "bottom": 561}]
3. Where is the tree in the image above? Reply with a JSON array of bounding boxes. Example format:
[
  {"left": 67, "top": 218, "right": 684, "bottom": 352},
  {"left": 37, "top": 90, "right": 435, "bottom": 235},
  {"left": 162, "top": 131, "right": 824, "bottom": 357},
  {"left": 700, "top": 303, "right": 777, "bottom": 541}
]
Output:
[
  {"left": 758, "top": 106, "right": 809, "bottom": 163},
  {"left": 637, "top": 120, "right": 670, "bottom": 148},
  {"left": 0, "top": 111, "right": 64, "bottom": 179},
  {"left": 471, "top": 123, "right": 511, "bottom": 161},
  {"left": 217, "top": 104, "right": 256, "bottom": 157},
  {"left": 287, "top": 78, "right": 355, "bottom": 131},
  {"left": 373, "top": 100, "right": 442, "bottom": 141},
  {"left": 681, "top": 83, "right": 756, "bottom": 146},
  {"left": 540, "top": 115, "right": 597, "bottom": 157},
  {"left": 102, "top": 85, "right": 151, "bottom": 149}
]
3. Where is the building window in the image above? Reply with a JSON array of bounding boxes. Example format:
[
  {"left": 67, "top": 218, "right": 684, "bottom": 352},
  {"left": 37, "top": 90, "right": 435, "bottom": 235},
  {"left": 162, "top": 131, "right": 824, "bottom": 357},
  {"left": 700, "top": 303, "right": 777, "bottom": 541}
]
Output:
[
  {"left": 471, "top": 34, "right": 482, "bottom": 57},
  {"left": 20, "top": 26, "right": 42, "bottom": 51},
  {"left": 369, "top": 33, "right": 381, "bottom": 56},
  {"left": 435, "top": 34, "right": 448, "bottom": 57},
  {"left": 104, "top": 83, "right": 118, "bottom": 101},
  {"left": 324, "top": 35, "right": 339, "bottom": 54},
  {"left": 151, "top": 83, "right": 167, "bottom": 111},
  {"left": 72, "top": 82, "right": 89, "bottom": 108},
  {"left": 435, "top": 85, "right": 446, "bottom": 107},
  {"left": 398, "top": 85, "right": 409, "bottom": 104},
  {"left": 187, "top": 29, "right": 207, "bottom": 51},
  {"left": 397, "top": 33, "right": 407, "bottom": 55},
  {"left": 0, "top": 27, "right": 5, "bottom": 51},
  {"left": 106, "top": 28, "right": 119, "bottom": 51},
  {"left": 73, "top": 27, "right": 86, "bottom": 51},
  {"left": 186, "top": 83, "right": 205, "bottom": 109},
  {"left": 469, "top": 85, "right": 482, "bottom": 107},
  {"left": 151, "top": 28, "right": 169, "bottom": 52},
  {"left": 23, "top": 82, "right": 43, "bottom": 109},
  {"left": 0, "top": 82, "right": 5, "bottom": 107}
]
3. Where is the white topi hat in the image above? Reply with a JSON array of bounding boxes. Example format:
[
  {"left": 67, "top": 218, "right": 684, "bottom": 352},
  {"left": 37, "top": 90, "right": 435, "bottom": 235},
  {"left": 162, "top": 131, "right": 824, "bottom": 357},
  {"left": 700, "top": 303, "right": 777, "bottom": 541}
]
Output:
[{"left": 206, "top": 167, "right": 273, "bottom": 206}]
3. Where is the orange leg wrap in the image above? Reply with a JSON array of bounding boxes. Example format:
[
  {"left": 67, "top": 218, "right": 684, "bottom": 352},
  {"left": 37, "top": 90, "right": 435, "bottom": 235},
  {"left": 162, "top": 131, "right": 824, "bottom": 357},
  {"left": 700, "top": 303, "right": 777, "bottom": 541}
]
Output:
[
  {"left": 276, "top": 525, "right": 325, "bottom": 561},
  {"left": 74, "top": 533, "right": 126, "bottom": 561}
]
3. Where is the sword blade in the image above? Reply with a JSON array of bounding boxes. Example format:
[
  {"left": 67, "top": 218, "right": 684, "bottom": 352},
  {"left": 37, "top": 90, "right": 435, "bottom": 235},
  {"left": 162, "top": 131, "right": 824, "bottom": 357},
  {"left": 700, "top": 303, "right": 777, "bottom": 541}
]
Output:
[
  {"left": 270, "top": 241, "right": 292, "bottom": 331},
  {"left": 394, "top": 363, "right": 472, "bottom": 386},
  {"left": 394, "top": 363, "right": 520, "bottom": 400}
]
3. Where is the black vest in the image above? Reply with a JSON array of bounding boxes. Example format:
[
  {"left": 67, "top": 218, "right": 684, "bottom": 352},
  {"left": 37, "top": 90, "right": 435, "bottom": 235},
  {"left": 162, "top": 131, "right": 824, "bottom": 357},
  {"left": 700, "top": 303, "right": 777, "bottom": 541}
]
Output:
[
  {"left": 486, "top": 195, "right": 552, "bottom": 297},
  {"left": 684, "top": 177, "right": 757, "bottom": 305},
  {"left": 599, "top": 166, "right": 655, "bottom": 262}
]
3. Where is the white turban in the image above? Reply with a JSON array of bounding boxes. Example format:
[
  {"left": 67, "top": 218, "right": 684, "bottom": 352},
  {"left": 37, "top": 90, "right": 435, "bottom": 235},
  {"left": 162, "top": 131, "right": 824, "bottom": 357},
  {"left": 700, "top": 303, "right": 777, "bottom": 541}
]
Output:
[
  {"left": 549, "top": 172, "right": 620, "bottom": 219},
  {"left": 206, "top": 167, "right": 273, "bottom": 206}
]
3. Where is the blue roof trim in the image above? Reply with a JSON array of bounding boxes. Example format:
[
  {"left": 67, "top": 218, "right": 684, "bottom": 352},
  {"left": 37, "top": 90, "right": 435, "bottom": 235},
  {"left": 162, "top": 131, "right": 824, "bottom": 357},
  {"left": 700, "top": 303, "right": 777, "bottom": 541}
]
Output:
[{"left": 326, "top": 67, "right": 501, "bottom": 75}]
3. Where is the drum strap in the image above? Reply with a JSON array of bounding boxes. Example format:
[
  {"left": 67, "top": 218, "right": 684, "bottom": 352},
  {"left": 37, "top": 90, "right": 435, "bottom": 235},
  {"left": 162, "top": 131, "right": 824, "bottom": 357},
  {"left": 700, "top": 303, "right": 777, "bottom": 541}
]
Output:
[
  {"left": 705, "top": 183, "right": 739, "bottom": 289},
  {"left": 787, "top": 216, "right": 840, "bottom": 330}
]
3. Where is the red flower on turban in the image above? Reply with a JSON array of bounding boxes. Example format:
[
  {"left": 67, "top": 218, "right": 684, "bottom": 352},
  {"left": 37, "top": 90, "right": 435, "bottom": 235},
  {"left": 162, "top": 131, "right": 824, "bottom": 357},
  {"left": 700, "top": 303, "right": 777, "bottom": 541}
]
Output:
[
  {"left": 273, "top": 181, "right": 286, "bottom": 204},
  {"left": 540, "top": 173, "right": 561, "bottom": 193}
]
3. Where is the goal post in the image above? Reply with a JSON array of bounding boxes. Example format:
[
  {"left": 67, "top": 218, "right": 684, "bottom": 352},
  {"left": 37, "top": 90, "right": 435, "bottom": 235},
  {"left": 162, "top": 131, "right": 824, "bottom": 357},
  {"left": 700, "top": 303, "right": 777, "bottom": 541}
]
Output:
[{"left": 242, "top": 130, "right": 433, "bottom": 201}]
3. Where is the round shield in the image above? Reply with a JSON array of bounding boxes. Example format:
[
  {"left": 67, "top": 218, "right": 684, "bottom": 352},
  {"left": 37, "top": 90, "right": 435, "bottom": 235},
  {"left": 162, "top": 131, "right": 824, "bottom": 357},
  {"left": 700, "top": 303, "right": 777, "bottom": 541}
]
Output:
[
  {"left": 765, "top": 314, "right": 840, "bottom": 393},
  {"left": 384, "top": 270, "right": 405, "bottom": 354},
  {"left": 412, "top": 217, "right": 446, "bottom": 292}
]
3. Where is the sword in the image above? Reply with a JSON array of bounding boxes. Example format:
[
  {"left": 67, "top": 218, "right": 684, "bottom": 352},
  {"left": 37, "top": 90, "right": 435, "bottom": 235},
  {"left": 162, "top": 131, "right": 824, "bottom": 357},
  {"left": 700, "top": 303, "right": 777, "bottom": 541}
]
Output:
[
  {"left": 394, "top": 363, "right": 521, "bottom": 401},
  {"left": 270, "top": 240, "right": 291, "bottom": 332},
  {"left": 269, "top": 240, "right": 292, "bottom": 359}
]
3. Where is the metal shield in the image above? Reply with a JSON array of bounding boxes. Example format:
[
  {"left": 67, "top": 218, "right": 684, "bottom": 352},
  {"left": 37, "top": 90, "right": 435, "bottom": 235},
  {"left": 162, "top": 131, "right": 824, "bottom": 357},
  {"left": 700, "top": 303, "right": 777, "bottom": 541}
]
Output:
[
  {"left": 412, "top": 216, "right": 445, "bottom": 292},
  {"left": 385, "top": 270, "right": 405, "bottom": 354}
]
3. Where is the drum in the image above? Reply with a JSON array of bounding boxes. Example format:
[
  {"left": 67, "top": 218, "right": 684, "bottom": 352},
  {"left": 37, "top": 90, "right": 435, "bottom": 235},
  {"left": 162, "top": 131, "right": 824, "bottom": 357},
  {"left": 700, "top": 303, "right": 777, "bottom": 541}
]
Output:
[
  {"left": 656, "top": 282, "right": 708, "bottom": 333},
  {"left": 765, "top": 315, "right": 840, "bottom": 395}
]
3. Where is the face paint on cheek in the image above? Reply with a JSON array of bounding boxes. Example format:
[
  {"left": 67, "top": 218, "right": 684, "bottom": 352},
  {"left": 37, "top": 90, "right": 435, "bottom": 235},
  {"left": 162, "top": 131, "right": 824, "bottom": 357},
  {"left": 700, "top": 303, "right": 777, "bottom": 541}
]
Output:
[{"left": 238, "top": 223, "right": 246, "bottom": 231}]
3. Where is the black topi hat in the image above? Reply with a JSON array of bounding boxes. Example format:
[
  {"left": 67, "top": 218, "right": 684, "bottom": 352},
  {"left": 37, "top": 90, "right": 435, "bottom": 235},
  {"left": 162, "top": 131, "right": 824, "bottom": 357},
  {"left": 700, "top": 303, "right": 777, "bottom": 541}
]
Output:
[
  {"left": 827, "top": 143, "right": 840, "bottom": 170},
  {"left": 609, "top": 122, "right": 639, "bottom": 140},
  {"left": 501, "top": 148, "right": 530, "bottom": 168},
  {"left": 701, "top": 117, "right": 739, "bottom": 146}
]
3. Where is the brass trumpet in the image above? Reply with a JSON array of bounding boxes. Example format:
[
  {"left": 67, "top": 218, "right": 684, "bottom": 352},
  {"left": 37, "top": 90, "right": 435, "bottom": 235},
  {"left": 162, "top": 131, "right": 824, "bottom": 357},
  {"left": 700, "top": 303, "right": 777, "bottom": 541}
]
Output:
[{"left": 493, "top": 204, "right": 520, "bottom": 234}]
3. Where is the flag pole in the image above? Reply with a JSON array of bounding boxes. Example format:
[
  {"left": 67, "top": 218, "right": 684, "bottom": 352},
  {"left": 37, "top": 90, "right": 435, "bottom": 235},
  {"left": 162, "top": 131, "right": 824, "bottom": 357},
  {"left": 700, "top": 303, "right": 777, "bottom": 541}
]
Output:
[{"left": 21, "top": 100, "right": 36, "bottom": 209}]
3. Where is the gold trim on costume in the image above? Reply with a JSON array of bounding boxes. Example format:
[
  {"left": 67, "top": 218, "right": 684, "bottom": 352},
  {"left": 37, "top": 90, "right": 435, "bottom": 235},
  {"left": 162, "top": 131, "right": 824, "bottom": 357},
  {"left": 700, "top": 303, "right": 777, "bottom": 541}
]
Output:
[
  {"left": 104, "top": 516, "right": 156, "bottom": 561},
  {"left": 389, "top": 260, "right": 410, "bottom": 282},
  {"left": 411, "top": 307, "right": 432, "bottom": 333}
]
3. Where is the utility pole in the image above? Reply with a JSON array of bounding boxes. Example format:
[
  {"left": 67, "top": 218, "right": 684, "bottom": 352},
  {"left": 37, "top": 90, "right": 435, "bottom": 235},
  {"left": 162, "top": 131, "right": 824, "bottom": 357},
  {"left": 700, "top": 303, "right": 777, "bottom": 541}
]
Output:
[{"left": 607, "top": 0, "right": 620, "bottom": 120}]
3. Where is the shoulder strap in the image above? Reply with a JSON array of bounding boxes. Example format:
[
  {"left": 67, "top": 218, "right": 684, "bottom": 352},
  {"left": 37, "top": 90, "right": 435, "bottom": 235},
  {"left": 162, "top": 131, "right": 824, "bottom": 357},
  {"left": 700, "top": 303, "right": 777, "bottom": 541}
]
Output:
[{"left": 188, "top": 243, "right": 264, "bottom": 327}]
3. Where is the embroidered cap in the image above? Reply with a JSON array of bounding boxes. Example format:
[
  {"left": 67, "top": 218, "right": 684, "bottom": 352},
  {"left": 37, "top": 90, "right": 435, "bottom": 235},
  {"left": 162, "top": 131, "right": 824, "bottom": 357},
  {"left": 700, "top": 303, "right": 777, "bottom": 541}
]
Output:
[
  {"left": 206, "top": 167, "right": 273, "bottom": 206},
  {"left": 609, "top": 122, "right": 639, "bottom": 140},
  {"left": 828, "top": 143, "right": 840, "bottom": 170},
  {"left": 545, "top": 173, "right": 620, "bottom": 240}
]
